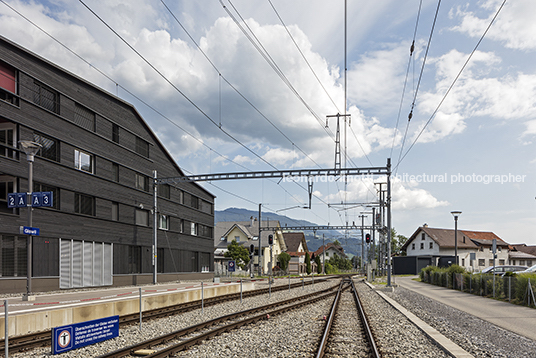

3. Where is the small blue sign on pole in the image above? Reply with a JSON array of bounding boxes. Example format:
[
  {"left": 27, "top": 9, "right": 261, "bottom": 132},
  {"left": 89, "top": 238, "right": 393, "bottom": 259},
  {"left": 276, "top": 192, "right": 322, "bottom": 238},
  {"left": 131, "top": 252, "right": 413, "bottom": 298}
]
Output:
[
  {"left": 228, "top": 260, "right": 236, "bottom": 272},
  {"left": 7, "top": 193, "right": 27, "bottom": 208},
  {"left": 21, "top": 226, "right": 40, "bottom": 236},
  {"left": 52, "top": 315, "right": 119, "bottom": 355},
  {"left": 31, "top": 192, "right": 43, "bottom": 207},
  {"left": 41, "top": 191, "right": 53, "bottom": 207}
]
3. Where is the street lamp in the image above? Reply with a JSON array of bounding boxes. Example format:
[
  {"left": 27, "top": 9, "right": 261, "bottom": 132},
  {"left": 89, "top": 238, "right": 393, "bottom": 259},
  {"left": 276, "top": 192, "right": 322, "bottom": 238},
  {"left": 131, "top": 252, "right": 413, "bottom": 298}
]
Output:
[
  {"left": 450, "top": 211, "right": 462, "bottom": 266},
  {"left": 19, "top": 140, "right": 42, "bottom": 301}
]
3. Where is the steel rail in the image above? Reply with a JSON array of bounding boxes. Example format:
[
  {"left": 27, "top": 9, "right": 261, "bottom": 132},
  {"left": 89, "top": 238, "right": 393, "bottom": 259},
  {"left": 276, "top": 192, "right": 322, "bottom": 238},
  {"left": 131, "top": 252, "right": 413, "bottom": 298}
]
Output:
[
  {"left": 351, "top": 279, "right": 381, "bottom": 358},
  {"left": 98, "top": 285, "right": 339, "bottom": 358},
  {"left": 1, "top": 277, "right": 331, "bottom": 354},
  {"left": 315, "top": 279, "right": 348, "bottom": 358}
]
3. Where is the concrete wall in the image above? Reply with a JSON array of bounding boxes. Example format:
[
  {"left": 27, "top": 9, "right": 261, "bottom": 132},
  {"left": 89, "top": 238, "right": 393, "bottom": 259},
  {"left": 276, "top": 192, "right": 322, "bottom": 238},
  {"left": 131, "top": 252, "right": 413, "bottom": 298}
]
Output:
[{"left": 0, "top": 282, "right": 254, "bottom": 338}]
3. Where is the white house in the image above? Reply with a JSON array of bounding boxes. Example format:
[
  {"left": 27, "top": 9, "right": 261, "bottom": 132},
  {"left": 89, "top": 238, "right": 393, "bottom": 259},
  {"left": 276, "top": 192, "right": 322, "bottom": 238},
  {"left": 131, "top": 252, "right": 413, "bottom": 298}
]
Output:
[{"left": 402, "top": 225, "right": 509, "bottom": 272}]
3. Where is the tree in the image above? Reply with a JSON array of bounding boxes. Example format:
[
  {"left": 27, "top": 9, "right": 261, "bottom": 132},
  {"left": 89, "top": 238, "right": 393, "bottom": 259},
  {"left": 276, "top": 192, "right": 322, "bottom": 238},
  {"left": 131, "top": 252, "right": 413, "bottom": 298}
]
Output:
[
  {"left": 305, "top": 252, "right": 311, "bottom": 275},
  {"left": 278, "top": 252, "right": 291, "bottom": 272},
  {"left": 314, "top": 254, "right": 322, "bottom": 274},
  {"left": 328, "top": 253, "right": 352, "bottom": 271},
  {"left": 224, "top": 240, "right": 250, "bottom": 270},
  {"left": 333, "top": 239, "right": 341, "bottom": 246},
  {"left": 391, "top": 228, "right": 408, "bottom": 255}
]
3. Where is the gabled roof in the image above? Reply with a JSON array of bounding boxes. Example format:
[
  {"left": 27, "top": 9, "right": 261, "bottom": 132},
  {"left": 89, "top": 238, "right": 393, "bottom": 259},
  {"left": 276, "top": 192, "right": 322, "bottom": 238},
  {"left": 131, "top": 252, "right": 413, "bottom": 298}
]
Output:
[
  {"left": 402, "top": 226, "right": 508, "bottom": 251},
  {"left": 509, "top": 250, "right": 536, "bottom": 260},
  {"left": 312, "top": 243, "right": 346, "bottom": 258},
  {"left": 214, "top": 220, "right": 283, "bottom": 249},
  {"left": 511, "top": 244, "right": 536, "bottom": 256},
  {"left": 282, "top": 232, "right": 308, "bottom": 253}
]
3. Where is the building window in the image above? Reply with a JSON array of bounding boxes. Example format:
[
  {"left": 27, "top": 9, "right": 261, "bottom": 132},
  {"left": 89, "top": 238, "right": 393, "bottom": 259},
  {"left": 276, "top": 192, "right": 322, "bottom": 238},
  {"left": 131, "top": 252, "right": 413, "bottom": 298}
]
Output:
[
  {"left": 190, "top": 195, "right": 199, "bottom": 209},
  {"left": 74, "top": 149, "right": 93, "bottom": 173},
  {"left": 411, "top": 243, "right": 415, "bottom": 250},
  {"left": 461, "top": 259, "right": 465, "bottom": 266},
  {"left": 190, "top": 222, "right": 197, "bottom": 236},
  {"left": 420, "top": 243, "right": 424, "bottom": 250},
  {"left": 478, "top": 259, "right": 485, "bottom": 266},
  {"left": 135, "top": 209, "right": 149, "bottom": 226},
  {"left": 135, "top": 173, "right": 149, "bottom": 192},
  {"left": 33, "top": 182, "right": 59, "bottom": 210},
  {"left": 112, "top": 124, "right": 119, "bottom": 143},
  {"left": 499, "top": 259, "right": 506, "bottom": 265},
  {"left": 429, "top": 242, "right": 433, "bottom": 249},
  {"left": 158, "top": 214, "right": 169, "bottom": 230},
  {"left": 74, "top": 193, "right": 95, "bottom": 216},
  {"left": 34, "top": 132, "right": 59, "bottom": 162},
  {"left": 180, "top": 219, "right": 184, "bottom": 233},
  {"left": 421, "top": 233, "right": 425, "bottom": 240},
  {"left": 112, "top": 202, "right": 119, "bottom": 221},
  {"left": 74, "top": 103, "right": 95, "bottom": 131},
  {"left": 0, "top": 61, "right": 19, "bottom": 105},
  {"left": 0, "top": 176, "right": 15, "bottom": 214},
  {"left": 32, "top": 80, "right": 59, "bottom": 113},
  {"left": 519, "top": 260, "right": 526, "bottom": 266},
  {"left": 235, "top": 235, "right": 240, "bottom": 242},
  {"left": 135, "top": 137, "right": 149, "bottom": 157},
  {"left": 112, "top": 163, "right": 119, "bottom": 182},
  {"left": 498, "top": 247, "right": 501, "bottom": 252},
  {"left": 158, "top": 184, "right": 170, "bottom": 199},
  {"left": 0, "top": 125, "right": 16, "bottom": 160}
]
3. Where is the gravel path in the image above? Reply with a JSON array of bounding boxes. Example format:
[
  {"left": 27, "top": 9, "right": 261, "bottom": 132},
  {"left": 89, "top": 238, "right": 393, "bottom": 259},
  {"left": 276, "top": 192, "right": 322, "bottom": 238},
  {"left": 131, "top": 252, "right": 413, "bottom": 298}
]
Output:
[{"left": 384, "top": 284, "right": 536, "bottom": 358}]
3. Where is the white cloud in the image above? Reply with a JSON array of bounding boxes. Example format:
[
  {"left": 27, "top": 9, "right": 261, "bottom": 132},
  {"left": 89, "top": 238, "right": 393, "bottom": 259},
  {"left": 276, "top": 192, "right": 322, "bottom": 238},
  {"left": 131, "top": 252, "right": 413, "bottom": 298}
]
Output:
[{"left": 452, "top": 0, "right": 536, "bottom": 51}]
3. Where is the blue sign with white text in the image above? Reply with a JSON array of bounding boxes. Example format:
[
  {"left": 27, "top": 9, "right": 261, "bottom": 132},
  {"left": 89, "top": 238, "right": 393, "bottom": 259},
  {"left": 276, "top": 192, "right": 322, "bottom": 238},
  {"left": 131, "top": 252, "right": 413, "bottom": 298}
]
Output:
[
  {"left": 228, "top": 260, "right": 236, "bottom": 272},
  {"left": 52, "top": 315, "right": 119, "bottom": 354},
  {"left": 22, "top": 226, "right": 40, "bottom": 236},
  {"left": 7, "top": 191, "right": 53, "bottom": 208}
]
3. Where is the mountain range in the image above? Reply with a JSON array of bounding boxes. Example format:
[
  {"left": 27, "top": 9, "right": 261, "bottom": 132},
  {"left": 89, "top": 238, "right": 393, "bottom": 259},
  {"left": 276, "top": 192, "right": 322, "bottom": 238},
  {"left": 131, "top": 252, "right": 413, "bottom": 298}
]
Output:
[{"left": 215, "top": 207, "right": 363, "bottom": 257}]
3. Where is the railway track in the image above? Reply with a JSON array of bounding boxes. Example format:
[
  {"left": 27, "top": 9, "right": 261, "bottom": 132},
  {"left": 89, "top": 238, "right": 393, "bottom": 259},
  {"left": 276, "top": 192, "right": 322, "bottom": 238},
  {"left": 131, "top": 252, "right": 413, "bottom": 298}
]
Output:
[
  {"left": 97, "top": 284, "right": 339, "bottom": 358},
  {"left": 1, "top": 277, "right": 331, "bottom": 354},
  {"left": 316, "top": 277, "right": 380, "bottom": 358}
]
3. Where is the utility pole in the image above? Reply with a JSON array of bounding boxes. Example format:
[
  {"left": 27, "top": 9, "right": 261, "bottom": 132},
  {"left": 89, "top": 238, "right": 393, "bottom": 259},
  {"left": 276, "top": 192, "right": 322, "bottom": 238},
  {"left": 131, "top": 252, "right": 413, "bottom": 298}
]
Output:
[
  {"left": 153, "top": 170, "right": 158, "bottom": 284},
  {"left": 258, "top": 204, "right": 262, "bottom": 276},
  {"left": 322, "top": 234, "right": 325, "bottom": 275},
  {"left": 359, "top": 214, "right": 366, "bottom": 271}
]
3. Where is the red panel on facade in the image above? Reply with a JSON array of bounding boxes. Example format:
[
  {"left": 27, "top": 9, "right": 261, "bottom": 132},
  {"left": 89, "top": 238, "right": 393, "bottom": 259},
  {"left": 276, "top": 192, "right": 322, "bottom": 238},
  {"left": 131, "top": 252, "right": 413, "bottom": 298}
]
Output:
[{"left": 0, "top": 62, "right": 16, "bottom": 93}]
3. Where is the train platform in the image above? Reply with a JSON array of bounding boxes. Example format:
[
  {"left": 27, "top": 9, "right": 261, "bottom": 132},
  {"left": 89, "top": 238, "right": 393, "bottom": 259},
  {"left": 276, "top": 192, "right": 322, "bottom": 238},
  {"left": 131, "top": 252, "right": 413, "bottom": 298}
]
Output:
[{"left": 395, "top": 275, "right": 536, "bottom": 342}]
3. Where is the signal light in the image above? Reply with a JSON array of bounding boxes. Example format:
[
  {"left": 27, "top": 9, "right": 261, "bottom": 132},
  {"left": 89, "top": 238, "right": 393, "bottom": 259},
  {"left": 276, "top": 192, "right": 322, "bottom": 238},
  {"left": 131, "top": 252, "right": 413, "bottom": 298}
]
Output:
[
  {"left": 268, "top": 234, "right": 273, "bottom": 245},
  {"left": 365, "top": 233, "right": 371, "bottom": 244}
]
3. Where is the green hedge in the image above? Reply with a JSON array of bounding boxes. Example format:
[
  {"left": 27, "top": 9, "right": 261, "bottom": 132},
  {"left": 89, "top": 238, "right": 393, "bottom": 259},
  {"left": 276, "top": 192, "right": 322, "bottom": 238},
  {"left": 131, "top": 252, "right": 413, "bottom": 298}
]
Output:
[{"left": 420, "top": 266, "right": 536, "bottom": 307}]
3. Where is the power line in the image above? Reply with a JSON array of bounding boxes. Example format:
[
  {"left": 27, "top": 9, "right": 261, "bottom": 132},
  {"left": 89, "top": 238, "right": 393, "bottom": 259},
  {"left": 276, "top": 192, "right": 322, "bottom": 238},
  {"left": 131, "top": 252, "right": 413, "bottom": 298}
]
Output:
[
  {"left": 396, "top": 0, "right": 441, "bottom": 173},
  {"left": 395, "top": 0, "right": 507, "bottom": 171}
]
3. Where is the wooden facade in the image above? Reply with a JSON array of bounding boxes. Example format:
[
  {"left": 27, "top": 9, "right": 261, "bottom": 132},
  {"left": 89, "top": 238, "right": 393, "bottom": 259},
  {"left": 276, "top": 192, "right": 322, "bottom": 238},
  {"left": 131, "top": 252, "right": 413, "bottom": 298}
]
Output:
[{"left": 0, "top": 36, "right": 214, "bottom": 293}]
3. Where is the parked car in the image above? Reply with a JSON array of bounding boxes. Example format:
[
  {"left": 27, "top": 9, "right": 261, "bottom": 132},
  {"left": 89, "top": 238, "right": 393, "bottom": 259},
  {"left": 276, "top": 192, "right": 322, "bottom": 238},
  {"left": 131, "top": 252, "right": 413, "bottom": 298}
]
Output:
[
  {"left": 517, "top": 264, "right": 536, "bottom": 274},
  {"left": 481, "top": 265, "right": 528, "bottom": 276}
]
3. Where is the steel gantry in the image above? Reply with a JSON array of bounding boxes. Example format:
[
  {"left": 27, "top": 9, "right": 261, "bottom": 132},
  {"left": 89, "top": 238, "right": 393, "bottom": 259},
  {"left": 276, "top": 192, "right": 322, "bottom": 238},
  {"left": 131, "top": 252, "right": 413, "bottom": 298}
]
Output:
[{"left": 151, "top": 158, "right": 393, "bottom": 287}]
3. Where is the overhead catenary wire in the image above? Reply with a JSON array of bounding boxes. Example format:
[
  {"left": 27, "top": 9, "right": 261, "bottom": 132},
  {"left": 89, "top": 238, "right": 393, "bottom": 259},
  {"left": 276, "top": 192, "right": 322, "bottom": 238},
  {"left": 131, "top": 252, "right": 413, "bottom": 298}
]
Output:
[
  {"left": 390, "top": 0, "right": 423, "bottom": 159},
  {"left": 395, "top": 0, "right": 507, "bottom": 171},
  {"left": 396, "top": 0, "right": 441, "bottom": 174}
]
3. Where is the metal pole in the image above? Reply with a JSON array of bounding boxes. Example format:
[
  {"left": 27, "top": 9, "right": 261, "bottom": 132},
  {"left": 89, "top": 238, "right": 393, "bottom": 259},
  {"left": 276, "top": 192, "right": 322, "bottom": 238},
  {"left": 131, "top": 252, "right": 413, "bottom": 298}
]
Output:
[
  {"left": 359, "top": 214, "right": 365, "bottom": 271},
  {"left": 386, "top": 158, "right": 393, "bottom": 287},
  {"left": 322, "top": 234, "right": 325, "bottom": 275},
  {"left": 201, "top": 282, "right": 204, "bottom": 314},
  {"left": 312, "top": 272, "right": 314, "bottom": 286},
  {"left": 258, "top": 204, "right": 262, "bottom": 276},
  {"left": 4, "top": 300, "right": 8, "bottom": 358},
  {"left": 139, "top": 288, "right": 142, "bottom": 331},
  {"left": 27, "top": 158, "right": 33, "bottom": 298},
  {"left": 152, "top": 170, "right": 158, "bottom": 284},
  {"left": 454, "top": 216, "right": 458, "bottom": 265},
  {"left": 288, "top": 273, "right": 290, "bottom": 291},
  {"left": 269, "top": 275, "right": 271, "bottom": 298},
  {"left": 240, "top": 279, "right": 243, "bottom": 304}
]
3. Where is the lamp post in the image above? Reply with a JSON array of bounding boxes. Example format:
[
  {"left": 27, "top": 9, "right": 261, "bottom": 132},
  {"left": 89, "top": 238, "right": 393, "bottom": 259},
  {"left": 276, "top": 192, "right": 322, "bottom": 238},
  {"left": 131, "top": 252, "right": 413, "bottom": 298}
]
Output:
[
  {"left": 19, "top": 140, "right": 42, "bottom": 301},
  {"left": 451, "top": 211, "right": 462, "bottom": 266}
]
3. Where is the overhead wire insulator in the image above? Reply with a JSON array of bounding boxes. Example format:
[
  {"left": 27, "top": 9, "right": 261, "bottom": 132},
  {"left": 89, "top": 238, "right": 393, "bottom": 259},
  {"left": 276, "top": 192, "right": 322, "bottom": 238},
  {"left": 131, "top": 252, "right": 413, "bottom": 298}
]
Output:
[
  {"left": 408, "top": 111, "right": 413, "bottom": 121},
  {"left": 410, "top": 40, "right": 415, "bottom": 56}
]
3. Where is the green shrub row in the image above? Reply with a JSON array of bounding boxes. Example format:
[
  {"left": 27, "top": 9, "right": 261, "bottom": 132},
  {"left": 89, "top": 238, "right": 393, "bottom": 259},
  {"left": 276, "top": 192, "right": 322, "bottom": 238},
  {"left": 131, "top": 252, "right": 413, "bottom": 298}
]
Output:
[{"left": 419, "top": 265, "right": 536, "bottom": 307}]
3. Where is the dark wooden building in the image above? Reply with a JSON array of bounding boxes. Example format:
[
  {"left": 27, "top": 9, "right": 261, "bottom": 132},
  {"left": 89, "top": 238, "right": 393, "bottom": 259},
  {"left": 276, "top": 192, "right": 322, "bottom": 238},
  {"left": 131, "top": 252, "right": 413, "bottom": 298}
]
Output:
[{"left": 0, "top": 36, "right": 214, "bottom": 293}]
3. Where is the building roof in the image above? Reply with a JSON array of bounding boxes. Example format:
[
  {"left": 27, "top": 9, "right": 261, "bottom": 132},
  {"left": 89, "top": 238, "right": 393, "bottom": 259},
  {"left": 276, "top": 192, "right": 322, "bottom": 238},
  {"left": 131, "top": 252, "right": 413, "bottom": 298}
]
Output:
[
  {"left": 510, "top": 244, "right": 536, "bottom": 256},
  {"left": 508, "top": 250, "right": 536, "bottom": 260},
  {"left": 214, "top": 219, "right": 283, "bottom": 249},
  {"left": 402, "top": 226, "right": 508, "bottom": 251},
  {"left": 312, "top": 243, "right": 346, "bottom": 258},
  {"left": 282, "top": 232, "right": 308, "bottom": 253}
]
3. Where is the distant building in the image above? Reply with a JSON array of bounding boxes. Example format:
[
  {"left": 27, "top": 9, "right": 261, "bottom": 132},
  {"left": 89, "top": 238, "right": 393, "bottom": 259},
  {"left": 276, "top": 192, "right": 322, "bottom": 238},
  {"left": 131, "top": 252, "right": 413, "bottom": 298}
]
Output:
[
  {"left": 282, "top": 232, "right": 313, "bottom": 275},
  {"left": 508, "top": 244, "right": 536, "bottom": 267},
  {"left": 0, "top": 36, "right": 214, "bottom": 293},
  {"left": 214, "top": 219, "right": 286, "bottom": 275},
  {"left": 401, "top": 225, "right": 509, "bottom": 272},
  {"left": 312, "top": 243, "right": 346, "bottom": 271}
]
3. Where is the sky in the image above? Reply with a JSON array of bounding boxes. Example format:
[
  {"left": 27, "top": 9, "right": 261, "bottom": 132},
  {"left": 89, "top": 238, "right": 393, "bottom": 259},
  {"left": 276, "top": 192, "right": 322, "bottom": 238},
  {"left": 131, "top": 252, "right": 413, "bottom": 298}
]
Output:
[{"left": 1, "top": 0, "right": 535, "bottom": 245}]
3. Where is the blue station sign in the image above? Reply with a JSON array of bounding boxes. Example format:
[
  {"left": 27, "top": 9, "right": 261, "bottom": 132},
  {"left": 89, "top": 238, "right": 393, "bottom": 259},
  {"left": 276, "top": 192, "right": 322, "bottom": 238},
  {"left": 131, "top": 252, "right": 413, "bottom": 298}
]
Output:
[
  {"left": 7, "top": 191, "right": 53, "bottom": 208},
  {"left": 21, "top": 226, "right": 40, "bottom": 236},
  {"left": 52, "top": 315, "right": 119, "bottom": 355},
  {"left": 228, "top": 260, "right": 236, "bottom": 272}
]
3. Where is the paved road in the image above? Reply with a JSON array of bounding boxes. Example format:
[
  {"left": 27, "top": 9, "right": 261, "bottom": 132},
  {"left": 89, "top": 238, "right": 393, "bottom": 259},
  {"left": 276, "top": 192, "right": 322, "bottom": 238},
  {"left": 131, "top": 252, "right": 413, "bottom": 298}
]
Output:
[{"left": 396, "top": 276, "right": 536, "bottom": 341}]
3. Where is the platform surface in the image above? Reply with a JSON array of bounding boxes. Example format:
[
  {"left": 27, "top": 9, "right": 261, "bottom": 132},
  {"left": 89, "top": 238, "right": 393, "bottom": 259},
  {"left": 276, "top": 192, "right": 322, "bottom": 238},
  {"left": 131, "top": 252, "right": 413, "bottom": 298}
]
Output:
[{"left": 395, "top": 275, "right": 536, "bottom": 342}]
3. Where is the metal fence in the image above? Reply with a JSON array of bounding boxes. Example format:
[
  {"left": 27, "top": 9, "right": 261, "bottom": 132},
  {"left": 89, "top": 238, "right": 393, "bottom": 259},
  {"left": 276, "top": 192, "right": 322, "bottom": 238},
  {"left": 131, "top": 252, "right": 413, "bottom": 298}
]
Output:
[{"left": 422, "top": 271, "right": 536, "bottom": 307}]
